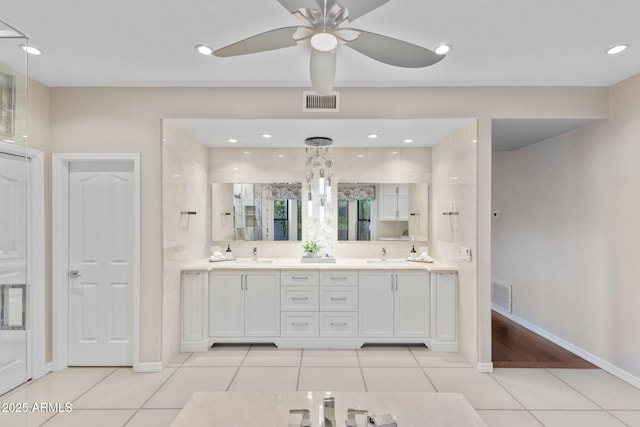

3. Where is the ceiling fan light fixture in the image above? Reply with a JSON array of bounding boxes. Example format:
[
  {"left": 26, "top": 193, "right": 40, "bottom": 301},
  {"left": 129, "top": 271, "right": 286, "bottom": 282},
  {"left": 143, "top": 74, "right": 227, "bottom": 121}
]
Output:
[
  {"left": 195, "top": 44, "right": 214, "bottom": 55},
  {"left": 310, "top": 32, "right": 338, "bottom": 51},
  {"left": 435, "top": 44, "right": 451, "bottom": 55}
]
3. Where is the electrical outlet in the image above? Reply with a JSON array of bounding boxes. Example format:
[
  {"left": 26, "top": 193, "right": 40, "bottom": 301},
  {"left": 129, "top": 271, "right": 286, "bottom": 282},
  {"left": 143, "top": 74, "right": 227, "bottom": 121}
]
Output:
[{"left": 461, "top": 247, "right": 472, "bottom": 262}]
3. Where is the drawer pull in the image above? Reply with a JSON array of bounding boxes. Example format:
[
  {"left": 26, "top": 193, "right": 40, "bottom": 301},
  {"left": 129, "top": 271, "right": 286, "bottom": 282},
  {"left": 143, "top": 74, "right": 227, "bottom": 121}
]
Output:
[
  {"left": 330, "top": 297, "right": 348, "bottom": 301},
  {"left": 291, "top": 276, "right": 309, "bottom": 280},
  {"left": 330, "top": 322, "right": 348, "bottom": 327},
  {"left": 292, "top": 322, "right": 309, "bottom": 327},
  {"left": 330, "top": 276, "right": 348, "bottom": 281},
  {"left": 291, "top": 297, "right": 309, "bottom": 301}
]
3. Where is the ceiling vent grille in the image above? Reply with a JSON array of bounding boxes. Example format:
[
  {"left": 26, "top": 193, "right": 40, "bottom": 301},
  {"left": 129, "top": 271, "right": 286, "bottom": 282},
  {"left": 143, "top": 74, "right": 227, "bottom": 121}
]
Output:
[{"left": 303, "top": 91, "right": 339, "bottom": 112}]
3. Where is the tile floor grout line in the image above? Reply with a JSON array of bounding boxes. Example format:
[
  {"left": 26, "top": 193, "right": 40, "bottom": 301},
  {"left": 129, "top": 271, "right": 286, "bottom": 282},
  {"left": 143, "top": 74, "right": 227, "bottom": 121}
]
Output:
[
  {"left": 355, "top": 348, "right": 369, "bottom": 392},
  {"left": 544, "top": 367, "right": 608, "bottom": 411},
  {"left": 225, "top": 344, "right": 252, "bottom": 391},
  {"left": 137, "top": 361, "right": 186, "bottom": 411},
  {"left": 296, "top": 348, "right": 304, "bottom": 391},
  {"left": 407, "top": 344, "right": 440, "bottom": 391},
  {"left": 488, "top": 368, "right": 536, "bottom": 412}
]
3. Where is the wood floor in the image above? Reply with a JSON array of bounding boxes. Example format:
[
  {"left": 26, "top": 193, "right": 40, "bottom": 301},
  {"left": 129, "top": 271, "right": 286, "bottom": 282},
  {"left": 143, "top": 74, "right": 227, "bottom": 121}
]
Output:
[{"left": 492, "top": 310, "right": 597, "bottom": 368}]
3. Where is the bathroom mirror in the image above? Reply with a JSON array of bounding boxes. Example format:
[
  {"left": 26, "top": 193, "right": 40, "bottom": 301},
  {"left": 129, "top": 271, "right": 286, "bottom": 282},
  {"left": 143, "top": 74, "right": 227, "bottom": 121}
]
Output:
[
  {"left": 337, "top": 183, "right": 429, "bottom": 241},
  {"left": 212, "top": 183, "right": 302, "bottom": 241},
  {"left": 212, "top": 181, "right": 428, "bottom": 242}
]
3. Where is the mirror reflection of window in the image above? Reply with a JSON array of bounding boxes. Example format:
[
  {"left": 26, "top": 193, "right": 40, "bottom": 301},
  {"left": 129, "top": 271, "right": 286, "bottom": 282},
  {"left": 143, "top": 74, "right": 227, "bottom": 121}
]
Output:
[
  {"left": 357, "top": 200, "right": 372, "bottom": 241},
  {"left": 273, "top": 198, "right": 302, "bottom": 241},
  {"left": 337, "top": 199, "right": 349, "bottom": 241}
]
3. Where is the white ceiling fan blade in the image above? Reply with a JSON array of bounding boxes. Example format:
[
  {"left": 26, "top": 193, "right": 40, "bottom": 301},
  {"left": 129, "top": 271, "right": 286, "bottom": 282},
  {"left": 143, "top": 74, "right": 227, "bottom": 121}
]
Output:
[
  {"left": 310, "top": 49, "right": 336, "bottom": 95},
  {"left": 344, "top": 29, "right": 444, "bottom": 68},
  {"left": 276, "top": 0, "right": 321, "bottom": 13},
  {"left": 213, "top": 27, "right": 300, "bottom": 57},
  {"left": 338, "top": 0, "right": 390, "bottom": 22}
]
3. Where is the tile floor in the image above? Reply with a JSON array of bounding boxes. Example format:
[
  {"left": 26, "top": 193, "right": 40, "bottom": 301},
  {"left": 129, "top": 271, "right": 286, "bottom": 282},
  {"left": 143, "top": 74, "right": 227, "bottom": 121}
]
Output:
[{"left": 2, "top": 344, "right": 640, "bottom": 426}]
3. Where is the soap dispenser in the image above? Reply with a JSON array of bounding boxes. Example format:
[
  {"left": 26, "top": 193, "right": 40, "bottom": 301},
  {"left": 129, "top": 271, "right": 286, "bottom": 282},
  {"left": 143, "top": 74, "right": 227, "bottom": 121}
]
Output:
[
  {"left": 409, "top": 245, "right": 417, "bottom": 260},
  {"left": 225, "top": 244, "right": 233, "bottom": 259}
]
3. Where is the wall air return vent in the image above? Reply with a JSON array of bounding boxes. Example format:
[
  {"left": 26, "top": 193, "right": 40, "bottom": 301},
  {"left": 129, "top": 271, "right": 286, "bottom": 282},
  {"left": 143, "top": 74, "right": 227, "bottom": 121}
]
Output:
[
  {"left": 303, "top": 91, "right": 339, "bottom": 112},
  {"left": 491, "top": 278, "right": 512, "bottom": 314}
]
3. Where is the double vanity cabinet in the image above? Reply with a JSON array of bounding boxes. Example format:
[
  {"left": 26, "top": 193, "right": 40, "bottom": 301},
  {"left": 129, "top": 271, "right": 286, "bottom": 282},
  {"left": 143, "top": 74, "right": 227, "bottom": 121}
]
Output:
[{"left": 181, "top": 259, "right": 458, "bottom": 352}]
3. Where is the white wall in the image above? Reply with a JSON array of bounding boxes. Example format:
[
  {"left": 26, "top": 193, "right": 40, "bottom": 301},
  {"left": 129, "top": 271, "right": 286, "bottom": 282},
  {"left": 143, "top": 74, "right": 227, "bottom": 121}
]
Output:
[
  {"left": 161, "top": 122, "right": 209, "bottom": 365},
  {"left": 492, "top": 74, "right": 640, "bottom": 382},
  {"left": 44, "top": 86, "right": 608, "bottom": 366},
  {"left": 432, "top": 121, "right": 479, "bottom": 365}
]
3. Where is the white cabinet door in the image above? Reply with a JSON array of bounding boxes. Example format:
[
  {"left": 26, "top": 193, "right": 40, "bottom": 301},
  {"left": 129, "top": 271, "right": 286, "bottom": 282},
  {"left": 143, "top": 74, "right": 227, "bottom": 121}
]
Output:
[
  {"left": 182, "top": 271, "right": 206, "bottom": 342},
  {"left": 397, "top": 194, "right": 410, "bottom": 220},
  {"left": 209, "top": 271, "right": 244, "bottom": 337},
  {"left": 435, "top": 272, "right": 457, "bottom": 341},
  {"left": 394, "top": 271, "right": 429, "bottom": 337},
  {"left": 244, "top": 271, "right": 280, "bottom": 336},
  {"left": 358, "top": 271, "right": 394, "bottom": 337}
]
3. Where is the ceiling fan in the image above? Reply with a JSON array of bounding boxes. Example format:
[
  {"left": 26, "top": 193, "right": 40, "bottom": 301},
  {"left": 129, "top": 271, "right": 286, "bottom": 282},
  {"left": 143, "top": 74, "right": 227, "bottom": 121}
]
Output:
[{"left": 200, "top": 0, "right": 447, "bottom": 95}]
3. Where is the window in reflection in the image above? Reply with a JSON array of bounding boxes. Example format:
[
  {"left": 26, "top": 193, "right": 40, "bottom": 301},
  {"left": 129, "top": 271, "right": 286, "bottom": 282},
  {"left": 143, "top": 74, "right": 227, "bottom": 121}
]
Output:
[
  {"left": 337, "top": 199, "right": 349, "bottom": 241},
  {"left": 357, "top": 200, "right": 372, "bottom": 241},
  {"left": 274, "top": 198, "right": 302, "bottom": 241}
]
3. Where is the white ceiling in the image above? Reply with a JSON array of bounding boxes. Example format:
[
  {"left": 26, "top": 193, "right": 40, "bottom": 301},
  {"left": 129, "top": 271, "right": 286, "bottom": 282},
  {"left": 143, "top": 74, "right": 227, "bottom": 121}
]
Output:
[
  {"left": 166, "top": 118, "right": 475, "bottom": 148},
  {"left": 1, "top": 0, "right": 639, "bottom": 88},
  {"left": 2, "top": 0, "right": 637, "bottom": 148}
]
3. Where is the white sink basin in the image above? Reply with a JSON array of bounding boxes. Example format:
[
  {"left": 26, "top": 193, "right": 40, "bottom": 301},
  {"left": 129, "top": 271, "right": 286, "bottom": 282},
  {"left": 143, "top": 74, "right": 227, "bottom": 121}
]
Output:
[{"left": 366, "top": 260, "right": 408, "bottom": 265}]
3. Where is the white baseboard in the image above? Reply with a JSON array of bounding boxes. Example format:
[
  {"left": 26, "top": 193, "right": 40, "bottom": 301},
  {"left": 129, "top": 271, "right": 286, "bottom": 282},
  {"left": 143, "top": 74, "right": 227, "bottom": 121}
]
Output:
[
  {"left": 494, "top": 308, "right": 640, "bottom": 389},
  {"left": 135, "top": 362, "right": 163, "bottom": 373},
  {"left": 477, "top": 362, "right": 494, "bottom": 373}
]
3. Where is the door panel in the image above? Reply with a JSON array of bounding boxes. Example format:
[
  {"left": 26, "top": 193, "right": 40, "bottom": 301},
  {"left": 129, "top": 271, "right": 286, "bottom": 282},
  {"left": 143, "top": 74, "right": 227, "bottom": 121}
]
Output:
[
  {"left": 244, "top": 271, "right": 280, "bottom": 336},
  {"left": 0, "top": 153, "right": 28, "bottom": 395},
  {"left": 358, "top": 271, "right": 394, "bottom": 337},
  {"left": 68, "top": 162, "right": 134, "bottom": 366},
  {"left": 394, "top": 271, "right": 429, "bottom": 337},
  {"left": 209, "top": 271, "right": 244, "bottom": 337}
]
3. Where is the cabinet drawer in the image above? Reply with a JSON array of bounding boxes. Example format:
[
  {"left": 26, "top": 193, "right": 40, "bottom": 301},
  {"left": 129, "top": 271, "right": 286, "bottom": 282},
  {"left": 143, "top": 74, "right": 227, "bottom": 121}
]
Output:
[
  {"left": 320, "top": 286, "right": 358, "bottom": 311},
  {"left": 281, "top": 312, "right": 319, "bottom": 337},
  {"left": 320, "top": 271, "right": 358, "bottom": 286},
  {"left": 281, "top": 271, "right": 320, "bottom": 286},
  {"left": 281, "top": 286, "right": 319, "bottom": 311},
  {"left": 320, "top": 313, "right": 358, "bottom": 337}
]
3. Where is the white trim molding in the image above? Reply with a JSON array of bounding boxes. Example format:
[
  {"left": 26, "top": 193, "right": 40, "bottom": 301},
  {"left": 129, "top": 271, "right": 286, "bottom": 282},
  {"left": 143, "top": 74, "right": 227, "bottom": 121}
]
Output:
[
  {"left": 135, "top": 362, "right": 163, "bottom": 373},
  {"left": 52, "top": 153, "right": 141, "bottom": 372},
  {"left": 494, "top": 308, "right": 640, "bottom": 389}
]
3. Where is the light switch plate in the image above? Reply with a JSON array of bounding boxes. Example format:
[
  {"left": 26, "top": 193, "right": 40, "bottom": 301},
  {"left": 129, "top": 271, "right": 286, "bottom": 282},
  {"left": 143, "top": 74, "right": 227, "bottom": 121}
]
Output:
[{"left": 461, "top": 247, "right": 472, "bottom": 262}]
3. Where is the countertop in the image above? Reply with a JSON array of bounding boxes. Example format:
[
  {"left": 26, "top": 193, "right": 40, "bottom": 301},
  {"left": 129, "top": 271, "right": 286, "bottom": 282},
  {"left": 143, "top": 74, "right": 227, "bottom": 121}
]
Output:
[
  {"left": 171, "top": 391, "right": 486, "bottom": 427},
  {"left": 183, "top": 257, "right": 457, "bottom": 273}
]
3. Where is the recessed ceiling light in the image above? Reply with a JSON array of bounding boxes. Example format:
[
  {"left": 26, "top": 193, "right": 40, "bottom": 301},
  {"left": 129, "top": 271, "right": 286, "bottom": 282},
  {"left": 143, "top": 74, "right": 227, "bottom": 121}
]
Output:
[
  {"left": 435, "top": 44, "right": 451, "bottom": 55},
  {"left": 228, "top": 138, "right": 238, "bottom": 143},
  {"left": 2, "top": 139, "right": 15, "bottom": 143},
  {"left": 20, "top": 44, "right": 42, "bottom": 55},
  {"left": 404, "top": 139, "right": 414, "bottom": 143},
  {"left": 196, "top": 44, "right": 214, "bottom": 55},
  {"left": 277, "top": 154, "right": 285, "bottom": 158},
  {"left": 391, "top": 151, "right": 398, "bottom": 155},
  {"left": 606, "top": 44, "right": 628, "bottom": 55},
  {"left": 243, "top": 151, "right": 250, "bottom": 155},
  {"left": 261, "top": 134, "right": 272, "bottom": 139},
  {"left": 356, "top": 154, "right": 365, "bottom": 158},
  {"left": 368, "top": 133, "right": 378, "bottom": 139},
  {"left": 233, "top": 167, "right": 238, "bottom": 171}
]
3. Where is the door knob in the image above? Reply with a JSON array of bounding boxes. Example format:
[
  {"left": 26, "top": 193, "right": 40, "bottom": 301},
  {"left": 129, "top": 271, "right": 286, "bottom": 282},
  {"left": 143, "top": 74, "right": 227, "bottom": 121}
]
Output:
[{"left": 69, "top": 270, "right": 81, "bottom": 278}]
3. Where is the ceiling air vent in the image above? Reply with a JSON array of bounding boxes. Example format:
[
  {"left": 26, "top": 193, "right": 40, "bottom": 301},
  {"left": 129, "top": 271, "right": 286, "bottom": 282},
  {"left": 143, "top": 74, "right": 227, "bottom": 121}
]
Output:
[{"left": 303, "top": 91, "right": 339, "bottom": 112}]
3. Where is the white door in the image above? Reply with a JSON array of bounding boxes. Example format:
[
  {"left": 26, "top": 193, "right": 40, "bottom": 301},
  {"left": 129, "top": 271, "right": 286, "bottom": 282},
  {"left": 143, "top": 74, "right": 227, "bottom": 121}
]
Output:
[
  {"left": 68, "top": 162, "right": 134, "bottom": 366},
  {"left": 358, "top": 271, "right": 394, "bottom": 337},
  {"left": 0, "top": 153, "right": 29, "bottom": 394},
  {"left": 394, "top": 271, "right": 429, "bottom": 337},
  {"left": 244, "top": 271, "right": 280, "bottom": 336},
  {"left": 209, "top": 271, "right": 244, "bottom": 337}
]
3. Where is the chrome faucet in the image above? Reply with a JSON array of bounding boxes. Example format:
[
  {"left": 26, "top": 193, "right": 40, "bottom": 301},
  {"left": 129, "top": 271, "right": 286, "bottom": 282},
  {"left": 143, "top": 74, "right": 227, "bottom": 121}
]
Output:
[
  {"left": 346, "top": 409, "right": 369, "bottom": 427},
  {"left": 381, "top": 247, "right": 387, "bottom": 260},
  {"left": 323, "top": 397, "right": 335, "bottom": 427},
  {"left": 289, "top": 408, "right": 312, "bottom": 427},
  {"left": 252, "top": 247, "right": 257, "bottom": 260}
]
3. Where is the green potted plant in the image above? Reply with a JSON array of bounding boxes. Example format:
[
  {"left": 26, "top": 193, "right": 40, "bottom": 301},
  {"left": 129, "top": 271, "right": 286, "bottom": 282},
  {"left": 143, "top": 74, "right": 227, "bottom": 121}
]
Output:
[{"left": 302, "top": 240, "right": 321, "bottom": 257}]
